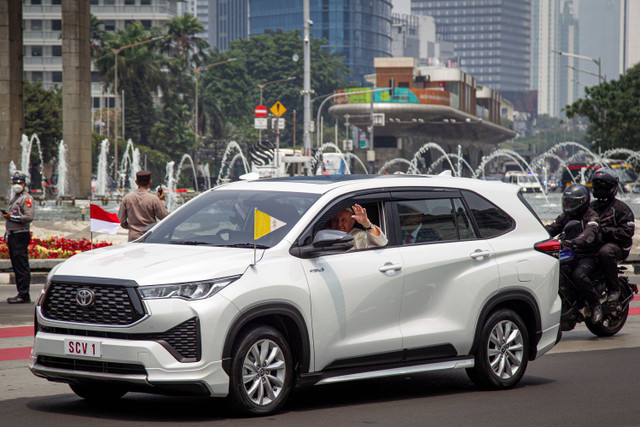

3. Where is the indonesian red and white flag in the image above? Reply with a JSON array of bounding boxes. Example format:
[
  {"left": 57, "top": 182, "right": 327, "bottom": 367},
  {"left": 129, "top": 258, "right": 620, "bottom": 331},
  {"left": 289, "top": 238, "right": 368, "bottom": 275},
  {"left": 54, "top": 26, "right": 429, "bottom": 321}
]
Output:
[{"left": 90, "top": 204, "right": 120, "bottom": 234}]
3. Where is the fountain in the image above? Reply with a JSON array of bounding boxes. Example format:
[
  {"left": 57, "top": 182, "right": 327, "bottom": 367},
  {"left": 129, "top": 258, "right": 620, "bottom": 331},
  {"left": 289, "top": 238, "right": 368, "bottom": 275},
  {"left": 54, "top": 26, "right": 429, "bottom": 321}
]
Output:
[
  {"left": 164, "top": 161, "right": 178, "bottom": 212},
  {"left": 426, "top": 153, "right": 477, "bottom": 178},
  {"left": 119, "top": 139, "right": 141, "bottom": 192},
  {"left": 408, "top": 142, "right": 458, "bottom": 175},
  {"left": 56, "top": 140, "right": 68, "bottom": 198},
  {"left": 310, "top": 143, "right": 351, "bottom": 174},
  {"left": 19, "top": 133, "right": 46, "bottom": 192},
  {"left": 216, "top": 141, "right": 250, "bottom": 185},
  {"left": 377, "top": 158, "right": 413, "bottom": 175},
  {"left": 94, "top": 139, "right": 110, "bottom": 196},
  {"left": 343, "top": 152, "right": 368, "bottom": 174},
  {"left": 198, "top": 163, "right": 212, "bottom": 191}
]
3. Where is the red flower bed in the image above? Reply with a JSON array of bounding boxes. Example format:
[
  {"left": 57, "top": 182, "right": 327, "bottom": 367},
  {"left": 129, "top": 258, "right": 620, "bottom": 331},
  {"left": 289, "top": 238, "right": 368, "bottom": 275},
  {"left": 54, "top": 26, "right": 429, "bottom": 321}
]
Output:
[{"left": 0, "top": 234, "right": 112, "bottom": 259}]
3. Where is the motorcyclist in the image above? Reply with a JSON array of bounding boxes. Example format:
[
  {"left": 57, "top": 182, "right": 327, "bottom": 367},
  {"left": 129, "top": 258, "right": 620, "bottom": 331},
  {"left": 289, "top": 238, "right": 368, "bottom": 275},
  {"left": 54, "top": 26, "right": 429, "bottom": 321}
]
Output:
[
  {"left": 546, "top": 184, "right": 603, "bottom": 322},
  {"left": 590, "top": 167, "right": 635, "bottom": 303}
]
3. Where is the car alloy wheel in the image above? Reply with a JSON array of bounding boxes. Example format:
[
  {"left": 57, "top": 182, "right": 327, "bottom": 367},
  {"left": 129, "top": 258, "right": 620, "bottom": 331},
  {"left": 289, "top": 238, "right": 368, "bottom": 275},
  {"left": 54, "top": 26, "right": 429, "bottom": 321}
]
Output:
[
  {"left": 242, "top": 338, "right": 287, "bottom": 406},
  {"left": 229, "top": 326, "right": 293, "bottom": 415},
  {"left": 466, "top": 308, "right": 529, "bottom": 389},
  {"left": 487, "top": 319, "right": 525, "bottom": 380}
]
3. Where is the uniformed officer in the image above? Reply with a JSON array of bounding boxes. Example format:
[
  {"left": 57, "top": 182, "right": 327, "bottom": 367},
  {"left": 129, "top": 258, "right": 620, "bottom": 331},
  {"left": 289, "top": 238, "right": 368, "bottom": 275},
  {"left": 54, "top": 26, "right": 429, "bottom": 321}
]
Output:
[
  {"left": 118, "top": 170, "right": 168, "bottom": 242},
  {"left": 2, "top": 171, "right": 35, "bottom": 304}
]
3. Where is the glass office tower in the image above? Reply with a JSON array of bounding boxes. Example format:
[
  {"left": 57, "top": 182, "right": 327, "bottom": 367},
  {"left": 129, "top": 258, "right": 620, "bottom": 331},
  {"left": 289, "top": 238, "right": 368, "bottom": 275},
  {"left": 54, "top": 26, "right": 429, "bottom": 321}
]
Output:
[
  {"left": 249, "top": 0, "right": 393, "bottom": 83},
  {"left": 412, "top": 0, "right": 531, "bottom": 92}
]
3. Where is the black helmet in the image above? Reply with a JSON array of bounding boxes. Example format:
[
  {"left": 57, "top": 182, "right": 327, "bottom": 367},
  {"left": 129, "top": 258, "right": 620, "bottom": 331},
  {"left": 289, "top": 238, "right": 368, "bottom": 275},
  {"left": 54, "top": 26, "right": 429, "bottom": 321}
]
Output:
[
  {"left": 562, "top": 184, "right": 590, "bottom": 215},
  {"left": 591, "top": 167, "right": 619, "bottom": 200}
]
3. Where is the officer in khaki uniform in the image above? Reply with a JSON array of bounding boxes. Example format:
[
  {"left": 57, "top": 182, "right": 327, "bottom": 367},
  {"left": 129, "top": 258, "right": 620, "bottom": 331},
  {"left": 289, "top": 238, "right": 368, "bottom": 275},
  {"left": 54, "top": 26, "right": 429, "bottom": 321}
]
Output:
[
  {"left": 118, "top": 170, "right": 169, "bottom": 242},
  {"left": 2, "top": 171, "right": 35, "bottom": 304}
]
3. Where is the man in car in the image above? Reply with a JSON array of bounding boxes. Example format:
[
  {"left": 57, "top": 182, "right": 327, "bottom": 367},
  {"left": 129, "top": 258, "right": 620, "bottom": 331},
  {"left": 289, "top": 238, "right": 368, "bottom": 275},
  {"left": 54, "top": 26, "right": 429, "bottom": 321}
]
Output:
[
  {"left": 590, "top": 167, "right": 635, "bottom": 302},
  {"left": 398, "top": 203, "right": 440, "bottom": 243},
  {"left": 546, "top": 184, "right": 602, "bottom": 322},
  {"left": 330, "top": 204, "right": 387, "bottom": 249}
]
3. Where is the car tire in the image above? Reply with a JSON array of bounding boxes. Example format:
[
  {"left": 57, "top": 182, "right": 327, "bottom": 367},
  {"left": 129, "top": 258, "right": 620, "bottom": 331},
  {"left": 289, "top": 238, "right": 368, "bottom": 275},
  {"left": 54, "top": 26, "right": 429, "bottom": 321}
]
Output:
[
  {"left": 228, "top": 325, "right": 293, "bottom": 416},
  {"left": 69, "top": 382, "right": 127, "bottom": 401},
  {"left": 466, "top": 308, "right": 529, "bottom": 389}
]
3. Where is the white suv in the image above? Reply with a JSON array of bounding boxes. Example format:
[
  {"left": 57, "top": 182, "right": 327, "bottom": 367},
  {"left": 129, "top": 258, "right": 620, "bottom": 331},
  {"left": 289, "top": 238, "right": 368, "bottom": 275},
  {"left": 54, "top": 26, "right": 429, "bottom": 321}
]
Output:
[{"left": 30, "top": 175, "right": 561, "bottom": 415}]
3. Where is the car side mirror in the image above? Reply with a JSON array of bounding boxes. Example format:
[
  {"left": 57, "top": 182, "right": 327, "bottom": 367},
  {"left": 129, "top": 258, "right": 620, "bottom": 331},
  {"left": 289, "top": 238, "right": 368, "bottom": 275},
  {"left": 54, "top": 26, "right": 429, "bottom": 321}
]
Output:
[{"left": 290, "top": 229, "right": 354, "bottom": 258}]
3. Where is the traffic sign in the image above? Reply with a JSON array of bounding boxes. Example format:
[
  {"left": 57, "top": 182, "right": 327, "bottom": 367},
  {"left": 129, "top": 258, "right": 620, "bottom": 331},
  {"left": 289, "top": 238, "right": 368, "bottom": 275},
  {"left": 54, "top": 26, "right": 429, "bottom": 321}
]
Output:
[
  {"left": 254, "top": 118, "right": 268, "bottom": 129},
  {"left": 270, "top": 101, "right": 287, "bottom": 117},
  {"left": 271, "top": 118, "right": 285, "bottom": 129},
  {"left": 254, "top": 105, "right": 268, "bottom": 118}
]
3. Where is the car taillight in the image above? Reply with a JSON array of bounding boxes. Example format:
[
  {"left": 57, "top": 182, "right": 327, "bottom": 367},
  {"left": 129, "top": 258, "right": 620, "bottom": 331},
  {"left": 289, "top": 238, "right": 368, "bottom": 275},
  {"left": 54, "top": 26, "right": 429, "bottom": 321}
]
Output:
[{"left": 534, "top": 239, "right": 560, "bottom": 258}]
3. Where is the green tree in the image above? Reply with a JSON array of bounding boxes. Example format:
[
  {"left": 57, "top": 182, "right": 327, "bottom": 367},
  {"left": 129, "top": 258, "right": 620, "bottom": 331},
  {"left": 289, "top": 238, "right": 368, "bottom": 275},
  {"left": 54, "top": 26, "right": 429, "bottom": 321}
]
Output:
[
  {"left": 565, "top": 62, "right": 640, "bottom": 150},
  {"left": 162, "top": 14, "right": 208, "bottom": 69},
  {"left": 94, "top": 22, "right": 165, "bottom": 146},
  {"left": 90, "top": 14, "right": 105, "bottom": 59},
  {"left": 198, "top": 30, "right": 349, "bottom": 144},
  {"left": 23, "top": 80, "right": 62, "bottom": 163}
]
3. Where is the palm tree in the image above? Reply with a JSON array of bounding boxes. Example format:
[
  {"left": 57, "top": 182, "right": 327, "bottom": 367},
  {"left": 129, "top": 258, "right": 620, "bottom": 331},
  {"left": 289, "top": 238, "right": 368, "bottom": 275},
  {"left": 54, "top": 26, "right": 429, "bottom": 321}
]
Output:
[
  {"left": 162, "top": 14, "right": 209, "bottom": 69},
  {"left": 90, "top": 14, "right": 105, "bottom": 59},
  {"left": 94, "top": 22, "right": 165, "bottom": 145}
]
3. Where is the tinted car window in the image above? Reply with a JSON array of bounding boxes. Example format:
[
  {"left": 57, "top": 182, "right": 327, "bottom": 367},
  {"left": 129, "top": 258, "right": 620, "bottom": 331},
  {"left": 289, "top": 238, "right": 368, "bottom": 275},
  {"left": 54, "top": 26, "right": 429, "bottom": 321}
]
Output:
[
  {"left": 453, "top": 198, "right": 477, "bottom": 240},
  {"left": 461, "top": 190, "right": 514, "bottom": 238},
  {"left": 143, "top": 190, "right": 319, "bottom": 248}
]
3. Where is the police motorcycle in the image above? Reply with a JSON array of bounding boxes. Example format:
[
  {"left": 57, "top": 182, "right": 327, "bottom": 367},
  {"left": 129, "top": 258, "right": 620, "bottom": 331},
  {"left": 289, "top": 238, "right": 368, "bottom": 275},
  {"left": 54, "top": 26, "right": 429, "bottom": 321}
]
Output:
[{"left": 558, "top": 220, "right": 638, "bottom": 336}]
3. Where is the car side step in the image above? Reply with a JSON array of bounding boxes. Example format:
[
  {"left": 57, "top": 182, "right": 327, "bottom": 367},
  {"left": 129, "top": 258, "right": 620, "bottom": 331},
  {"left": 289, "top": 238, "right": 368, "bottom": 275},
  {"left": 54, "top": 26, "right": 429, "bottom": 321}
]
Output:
[{"left": 315, "top": 357, "right": 475, "bottom": 385}]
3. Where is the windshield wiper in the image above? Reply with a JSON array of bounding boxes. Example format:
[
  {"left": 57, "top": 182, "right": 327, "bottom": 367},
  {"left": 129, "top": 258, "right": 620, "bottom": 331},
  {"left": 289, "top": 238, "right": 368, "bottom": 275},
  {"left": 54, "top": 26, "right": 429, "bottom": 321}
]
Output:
[
  {"left": 168, "top": 240, "right": 210, "bottom": 245},
  {"left": 225, "top": 243, "right": 270, "bottom": 249}
]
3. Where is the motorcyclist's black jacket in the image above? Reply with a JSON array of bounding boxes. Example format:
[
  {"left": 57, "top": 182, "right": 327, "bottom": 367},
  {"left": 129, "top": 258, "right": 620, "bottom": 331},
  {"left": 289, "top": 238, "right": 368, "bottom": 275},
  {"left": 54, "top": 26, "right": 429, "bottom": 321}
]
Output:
[
  {"left": 545, "top": 208, "right": 599, "bottom": 255},
  {"left": 591, "top": 198, "right": 635, "bottom": 251}
]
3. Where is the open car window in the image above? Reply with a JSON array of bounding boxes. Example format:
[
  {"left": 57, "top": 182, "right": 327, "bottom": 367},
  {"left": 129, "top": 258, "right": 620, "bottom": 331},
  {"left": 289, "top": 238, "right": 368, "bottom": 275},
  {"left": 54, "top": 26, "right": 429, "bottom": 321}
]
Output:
[{"left": 142, "top": 190, "right": 319, "bottom": 248}]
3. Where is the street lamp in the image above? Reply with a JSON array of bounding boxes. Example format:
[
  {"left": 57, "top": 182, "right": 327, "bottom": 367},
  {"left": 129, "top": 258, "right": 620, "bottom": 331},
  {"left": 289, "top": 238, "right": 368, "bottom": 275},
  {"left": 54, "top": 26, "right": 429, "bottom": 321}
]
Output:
[
  {"left": 193, "top": 58, "right": 238, "bottom": 145},
  {"left": 256, "top": 76, "right": 296, "bottom": 144},
  {"left": 552, "top": 50, "right": 603, "bottom": 84},
  {"left": 110, "top": 36, "right": 163, "bottom": 181}
]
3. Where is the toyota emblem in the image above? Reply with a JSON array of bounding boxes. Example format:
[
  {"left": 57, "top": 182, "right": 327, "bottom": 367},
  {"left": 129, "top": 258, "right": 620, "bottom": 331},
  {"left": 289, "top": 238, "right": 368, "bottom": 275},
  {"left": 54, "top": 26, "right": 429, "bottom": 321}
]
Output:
[{"left": 76, "top": 289, "right": 95, "bottom": 307}]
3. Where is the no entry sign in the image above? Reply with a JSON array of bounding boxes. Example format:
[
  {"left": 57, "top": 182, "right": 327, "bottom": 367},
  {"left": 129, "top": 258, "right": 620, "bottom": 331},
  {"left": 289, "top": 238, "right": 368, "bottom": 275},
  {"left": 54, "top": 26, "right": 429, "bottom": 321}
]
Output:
[{"left": 254, "top": 105, "right": 268, "bottom": 118}]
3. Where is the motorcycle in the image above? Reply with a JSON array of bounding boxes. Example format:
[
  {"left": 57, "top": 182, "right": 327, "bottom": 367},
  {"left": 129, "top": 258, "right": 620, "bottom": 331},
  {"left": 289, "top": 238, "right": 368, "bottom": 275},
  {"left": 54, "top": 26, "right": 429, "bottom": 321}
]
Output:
[{"left": 558, "top": 221, "right": 638, "bottom": 336}]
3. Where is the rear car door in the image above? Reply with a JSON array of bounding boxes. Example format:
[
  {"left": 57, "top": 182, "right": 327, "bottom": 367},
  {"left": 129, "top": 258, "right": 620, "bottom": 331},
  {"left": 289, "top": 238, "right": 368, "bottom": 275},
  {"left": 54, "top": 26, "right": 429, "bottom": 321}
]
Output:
[{"left": 392, "top": 189, "right": 501, "bottom": 356}]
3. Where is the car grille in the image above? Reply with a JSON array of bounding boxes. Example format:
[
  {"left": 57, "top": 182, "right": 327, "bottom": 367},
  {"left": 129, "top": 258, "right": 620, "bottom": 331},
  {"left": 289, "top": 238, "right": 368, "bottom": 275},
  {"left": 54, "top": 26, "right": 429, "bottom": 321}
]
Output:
[
  {"left": 42, "top": 282, "right": 145, "bottom": 326},
  {"left": 37, "top": 355, "right": 147, "bottom": 376},
  {"left": 37, "top": 318, "right": 201, "bottom": 362}
]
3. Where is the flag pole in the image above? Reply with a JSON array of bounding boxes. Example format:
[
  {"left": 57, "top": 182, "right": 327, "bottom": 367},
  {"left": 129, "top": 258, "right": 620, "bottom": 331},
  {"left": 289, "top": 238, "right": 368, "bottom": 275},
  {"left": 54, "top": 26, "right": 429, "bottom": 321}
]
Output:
[
  {"left": 253, "top": 208, "right": 257, "bottom": 265},
  {"left": 90, "top": 231, "right": 93, "bottom": 250}
]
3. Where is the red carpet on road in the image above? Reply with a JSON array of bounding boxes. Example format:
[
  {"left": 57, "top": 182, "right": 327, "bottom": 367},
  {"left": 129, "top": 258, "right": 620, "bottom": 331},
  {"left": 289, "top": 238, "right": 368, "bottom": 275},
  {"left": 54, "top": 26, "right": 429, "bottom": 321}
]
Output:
[
  {"left": 0, "top": 347, "right": 31, "bottom": 361},
  {"left": 0, "top": 326, "right": 33, "bottom": 338}
]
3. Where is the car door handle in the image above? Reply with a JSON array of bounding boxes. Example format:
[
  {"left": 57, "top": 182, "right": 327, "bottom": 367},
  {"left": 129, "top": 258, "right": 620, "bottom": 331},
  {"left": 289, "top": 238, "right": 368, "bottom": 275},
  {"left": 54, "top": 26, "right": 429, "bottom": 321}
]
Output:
[
  {"left": 469, "top": 250, "right": 491, "bottom": 260},
  {"left": 379, "top": 263, "right": 402, "bottom": 273}
]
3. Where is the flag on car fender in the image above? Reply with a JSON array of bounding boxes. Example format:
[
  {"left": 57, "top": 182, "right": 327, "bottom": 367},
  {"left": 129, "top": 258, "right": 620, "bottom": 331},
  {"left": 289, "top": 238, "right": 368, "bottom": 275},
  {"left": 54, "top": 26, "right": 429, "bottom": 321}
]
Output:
[
  {"left": 254, "top": 208, "right": 286, "bottom": 240},
  {"left": 90, "top": 204, "right": 120, "bottom": 234}
]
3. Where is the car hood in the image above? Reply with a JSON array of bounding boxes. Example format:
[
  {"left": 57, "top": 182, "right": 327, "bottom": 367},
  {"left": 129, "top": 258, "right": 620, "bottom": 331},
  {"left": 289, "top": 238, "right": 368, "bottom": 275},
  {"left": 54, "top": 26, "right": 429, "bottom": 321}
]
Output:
[{"left": 52, "top": 243, "right": 256, "bottom": 286}]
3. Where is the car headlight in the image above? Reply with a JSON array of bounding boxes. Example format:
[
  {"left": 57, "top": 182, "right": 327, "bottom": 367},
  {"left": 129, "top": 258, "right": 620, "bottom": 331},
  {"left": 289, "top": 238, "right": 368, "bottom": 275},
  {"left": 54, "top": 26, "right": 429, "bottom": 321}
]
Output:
[{"left": 139, "top": 275, "right": 241, "bottom": 300}]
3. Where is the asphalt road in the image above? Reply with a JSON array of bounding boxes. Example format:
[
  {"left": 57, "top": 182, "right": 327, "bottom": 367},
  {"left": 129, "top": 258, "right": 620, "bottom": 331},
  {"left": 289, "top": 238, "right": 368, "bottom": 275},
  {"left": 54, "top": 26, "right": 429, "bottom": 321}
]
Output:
[{"left": 2, "top": 283, "right": 640, "bottom": 426}]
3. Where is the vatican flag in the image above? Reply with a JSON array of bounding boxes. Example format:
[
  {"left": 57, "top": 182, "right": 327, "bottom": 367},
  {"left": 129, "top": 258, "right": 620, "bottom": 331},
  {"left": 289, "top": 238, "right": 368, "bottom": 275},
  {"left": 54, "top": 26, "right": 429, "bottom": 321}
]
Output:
[{"left": 254, "top": 208, "right": 287, "bottom": 240}]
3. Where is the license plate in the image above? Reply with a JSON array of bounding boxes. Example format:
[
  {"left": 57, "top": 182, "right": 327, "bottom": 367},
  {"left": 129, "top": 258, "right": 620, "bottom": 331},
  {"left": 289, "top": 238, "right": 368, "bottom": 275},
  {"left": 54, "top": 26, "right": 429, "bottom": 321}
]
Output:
[{"left": 64, "top": 339, "right": 102, "bottom": 358}]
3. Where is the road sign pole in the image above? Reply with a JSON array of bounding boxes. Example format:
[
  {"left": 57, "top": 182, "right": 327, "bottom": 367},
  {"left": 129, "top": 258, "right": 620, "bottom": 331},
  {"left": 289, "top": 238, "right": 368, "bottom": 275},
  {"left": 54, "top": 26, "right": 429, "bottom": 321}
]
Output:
[{"left": 275, "top": 114, "right": 280, "bottom": 173}]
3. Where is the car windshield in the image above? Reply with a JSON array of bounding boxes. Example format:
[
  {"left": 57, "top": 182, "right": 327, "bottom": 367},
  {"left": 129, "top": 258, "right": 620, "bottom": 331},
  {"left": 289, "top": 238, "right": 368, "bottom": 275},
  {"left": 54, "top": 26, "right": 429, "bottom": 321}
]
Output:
[{"left": 142, "top": 189, "right": 319, "bottom": 248}]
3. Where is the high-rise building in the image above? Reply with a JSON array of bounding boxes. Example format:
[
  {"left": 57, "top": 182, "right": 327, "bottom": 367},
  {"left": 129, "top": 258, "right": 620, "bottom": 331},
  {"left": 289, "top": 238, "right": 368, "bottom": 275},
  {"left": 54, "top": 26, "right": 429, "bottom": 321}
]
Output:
[
  {"left": 620, "top": 0, "right": 640, "bottom": 74},
  {"left": 410, "top": 0, "right": 531, "bottom": 93},
  {"left": 534, "top": 0, "right": 579, "bottom": 118},
  {"left": 208, "top": 0, "right": 248, "bottom": 51},
  {"left": 390, "top": 13, "right": 455, "bottom": 66},
  {"left": 249, "top": 0, "right": 393, "bottom": 83},
  {"left": 23, "top": 0, "right": 181, "bottom": 110}
]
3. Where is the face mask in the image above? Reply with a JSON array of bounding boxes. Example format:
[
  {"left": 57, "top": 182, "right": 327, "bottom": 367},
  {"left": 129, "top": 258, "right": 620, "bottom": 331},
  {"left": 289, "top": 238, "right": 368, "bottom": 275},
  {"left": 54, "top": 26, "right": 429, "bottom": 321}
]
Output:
[{"left": 12, "top": 184, "right": 24, "bottom": 193}]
